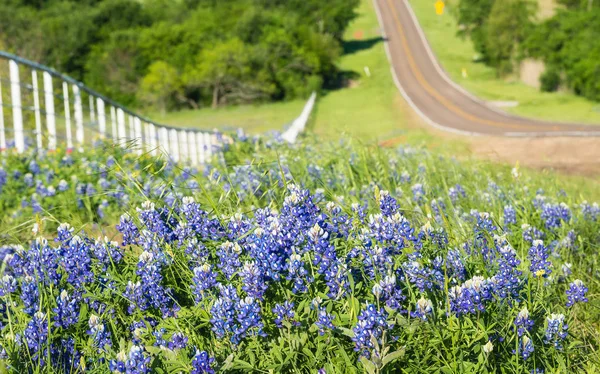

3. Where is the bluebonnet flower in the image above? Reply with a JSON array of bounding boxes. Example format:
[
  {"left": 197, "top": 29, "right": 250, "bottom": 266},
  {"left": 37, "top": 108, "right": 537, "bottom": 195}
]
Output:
[
  {"left": 566, "top": 279, "right": 588, "bottom": 307},
  {"left": 217, "top": 241, "right": 242, "bottom": 279},
  {"left": 210, "top": 285, "right": 239, "bottom": 340},
  {"left": 541, "top": 203, "right": 571, "bottom": 229},
  {"left": 378, "top": 190, "right": 398, "bottom": 216},
  {"left": 57, "top": 179, "right": 69, "bottom": 192},
  {"left": 522, "top": 224, "right": 545, "bottom": 244},
  {"left": 109, "top": 345, "right": 152, "bottom": 374},
  {"left": 580, "top": 201, "right": 599, "bottom": 221},
  {"left": 21, "top": 275, "right": 39, "bottom": 315},
  {"left": 272, "top": 301, "right": 299, "bottom": 328},
  {"left": 503, "top": 205, "right": 517, "bottom": 226},
  {"left": 91, "top": 236, "right": 123, "bottom": 269},
  {"left": 286, "top": 252, "right": 311, "bottom": 294},
  {"left": 373, "top": 274, "right": 405, "bottom": 311},
  {"left": 53, "top": 290, "right": 80, "bottom": 328},
  {"left": 324, "top": 201, "right": 352, "bottom": 238},
  {"left": 490, "top": 245, "right": 522, "bottom": 299},
  {"left": 167, "top": 332, "right": 188, "bottom": 350},
  {"left": 127, "top": 250, "right": 178, "bottom": 317},
  {"left": 449, "top": 276, "right": 493, "bottom": 316},
  {"left": 514, "top": 307, "right": 534, "bottom": 337},
  {"left": 88, "top": 315, "right": 112, "bottom": 352},
  {"left": 352, "top": 304, "right": 390, "bottom": 357},
  {"left": 411, "top": 183, "right": 425, "bottom": 202},
  {"left": 191, "top": 350, "right": 215, "bottom": 374},
  {"left": 0, "top": 274, "right": 17, "bottom": 296},
  {"left": 56, "top": 222, "right": 74, "bottom": 242},
  {"left": 239, "top": 261, "right": 267, "bottom": 300},
  {"left": 411, "top": 297, "right": 433, "bottom": 321},
  {"left": 234, "top": 296, "right": 265, "bottom": 344},
  {"left": 448, "top": 184, "right": 466, "bottom": 203},
  {"left": 515, "top": 335, "right": 534, "bottom": 360},
  {"left": 529, "top": 240, "right": 552, "bottom": 278},
  {"left": 471, "top": 210, "right": 497, "bottom": 235},
  {"left": 116, "top": 213, "right": 139, "bottom": 247},
  {"left": 137, "top": 201, "right": 177, "bottom": 243},
  {"left": 403, "top": 261, "right": 434, "bottom": 292},
  {"left": 191, "top": 264, "right": 218, "bottom": 302},
  {"left": 544, "top": 313, "right": 568, "bottom": 349},
  {"left": 400, "top": 170, "right": 411, "bottom": 184},
  {"left": 315, "top": 307, "right": 335, "bottom": 335},
  {"left": 24, "top": 312, "right": 48, "bottom": 361},
  {"left": 153, "top": 328, "right": 168, "bottom": 348},
  {"left": 309, "top": 223, "right": 347, "bottom": 299},
  {"left": 446, "top": 249, "right": 466, "bottom": 283}
]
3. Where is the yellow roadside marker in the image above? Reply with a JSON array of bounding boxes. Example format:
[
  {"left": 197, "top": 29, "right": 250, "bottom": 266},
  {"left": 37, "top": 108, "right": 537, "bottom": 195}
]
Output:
[{"left": 435, "top": 0, "right": 445, "bottom": 15}]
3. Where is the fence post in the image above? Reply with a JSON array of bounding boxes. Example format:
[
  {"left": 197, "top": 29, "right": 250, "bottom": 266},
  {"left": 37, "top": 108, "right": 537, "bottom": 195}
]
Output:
[
  {"left": 128, "top": 115, "right": 135, "bottom": 142},
  {"left": 150, "top": 124, "right": 158, "bottom": 155},
  {"left": 89, "top": 95, "right": 96, "bottom": 126},
  {"left": 31, "top": 70, "right": 43, "bottom": 149},
  {"left": 110, "top": 106, "right": 117, "bottom": 142},
  {"left": 179, "top": 130, "right": 189, "bottom": 163},
  {"left": 117, "top": 108, "right": 126, "bottom": 142},
  {"left": 97, "top": 98, "right": 106, "bottom": 139},
  {"left": 0, "top": 80, "right": 5, "bottom": 150},
  {"left": 134, "top": 117, "right": 143, "bottom": 154},
  {"left": 169, "top": 128, "right": 179, "bottom": 162},
  {"left": 43, "top": 72, "right": 57, "bottom": 151},
  {"left": 196, "top": 132, "right": 204, "bottom": 164},
  {"left": 204, "top": 132, "right": 212, "bottom": 161},
  {"left": 189, "top": 131, "right": 198, "bottom": 165},
  {"left": 9, "top": 60, "right": 25, "bottom": 153},
  {"left": 73, "top": 85, "right": 84, "bottom": 147},
  {"left": 62, "top": 82, "right": 73, "bottom": 151},
  {"left": 159, "top": 126, "right": 169, "bottom": 155}
]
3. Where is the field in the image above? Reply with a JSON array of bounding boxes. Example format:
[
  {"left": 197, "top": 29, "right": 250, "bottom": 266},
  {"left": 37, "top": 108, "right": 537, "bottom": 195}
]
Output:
[
  {"left": 408, "top": 0, "right": 600, "bottom": 125},
  {"left": 0, "top": 135, "right": 600, "bottom": 373}
]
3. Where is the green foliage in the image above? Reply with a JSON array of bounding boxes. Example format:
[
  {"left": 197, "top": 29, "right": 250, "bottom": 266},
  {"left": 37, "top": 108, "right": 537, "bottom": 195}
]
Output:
[
  {"left": 139, "top": 61, "right": 182, "bottom": 114},
  {"left": 455, "top": 0, "right": 495, "bottom": 60},
  {"left": 484, "top": 0, "right": 536, "bottom": 76},
  {"left": 0, "top": 0, "right": 359, "bottom": 110},
  {"left": 540, "top": 68, "right": 561, "bottom": 92},
  {"left": 524, "top": 8, "right": 600, "bottom": 101}
]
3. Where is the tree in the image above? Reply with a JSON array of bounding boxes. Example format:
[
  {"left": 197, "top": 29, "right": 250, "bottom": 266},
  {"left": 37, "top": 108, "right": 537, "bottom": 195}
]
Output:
[
  {"left": 455, "top": 0, "right": 495, "bottom": 60},
  {"left": 139, "top": 61, "right": 182, "bottom": 115},
  {"left": 186, "top": 39, "right": 272, "bottom": 108},
  {"left": 485, "top": 0, "right": 536, "bottom": 76}
]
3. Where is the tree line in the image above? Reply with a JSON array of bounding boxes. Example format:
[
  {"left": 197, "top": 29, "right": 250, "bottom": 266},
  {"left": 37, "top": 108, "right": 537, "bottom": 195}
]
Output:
[
  {"left": 454, "top": 0, "right": 600, "bottom": 101},
  {"left": 0, "top": 0, "right": 359, "bottom": 111}
]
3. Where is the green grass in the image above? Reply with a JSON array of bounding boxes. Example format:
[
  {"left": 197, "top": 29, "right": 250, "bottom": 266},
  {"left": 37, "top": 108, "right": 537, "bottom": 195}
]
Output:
[
  {"left": 145, "top": 99, "right": 307, "bottom": 134},
  {"left": 309, "top": 0, "right": 407, "bottom": 141},
  {"left": 408, "top": 0, "right": 600, "bottom": 125}
]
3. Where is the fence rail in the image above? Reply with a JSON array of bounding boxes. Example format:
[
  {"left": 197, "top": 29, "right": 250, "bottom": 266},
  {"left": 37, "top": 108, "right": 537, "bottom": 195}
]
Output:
[{"left": 0, "top": 51, "right": 317, "bottom": 164}]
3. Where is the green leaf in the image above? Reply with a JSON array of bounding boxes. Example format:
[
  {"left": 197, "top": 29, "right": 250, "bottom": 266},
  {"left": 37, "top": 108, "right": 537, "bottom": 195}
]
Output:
[
  {"left": 360, "top": 357, "right": 378, "bottom": 374},
  {"left": 381, "top": 347, "right": 406, "bottom": 367}
]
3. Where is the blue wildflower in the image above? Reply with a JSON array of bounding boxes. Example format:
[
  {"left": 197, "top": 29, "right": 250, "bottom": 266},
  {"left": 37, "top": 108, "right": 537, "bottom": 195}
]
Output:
[
  {"left": 566, "top": 279, "right": 588, "bottom": 307},
  {"left": 544, "top": 313, "right": 568, "bottom": 349}
]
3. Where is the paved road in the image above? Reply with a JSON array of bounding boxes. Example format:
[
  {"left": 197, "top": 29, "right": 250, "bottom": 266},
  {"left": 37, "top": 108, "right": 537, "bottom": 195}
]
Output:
[{"left": 374, "top": 0, "right": 600, "bottom": 137}]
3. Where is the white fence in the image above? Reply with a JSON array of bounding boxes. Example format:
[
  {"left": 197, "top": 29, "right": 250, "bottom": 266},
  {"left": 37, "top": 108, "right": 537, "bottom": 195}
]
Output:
[
  {"left": 0, "top": 51, "right": 222, "bottom": 165},
  {"left": 0, "top": 51, "right": 317, "bottom": 162}
]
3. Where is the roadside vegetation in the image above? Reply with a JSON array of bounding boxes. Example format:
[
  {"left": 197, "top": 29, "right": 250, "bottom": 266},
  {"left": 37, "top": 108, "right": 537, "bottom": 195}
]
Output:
[{"left": 432, "top": 0, "right": 600, "bottom": 124}]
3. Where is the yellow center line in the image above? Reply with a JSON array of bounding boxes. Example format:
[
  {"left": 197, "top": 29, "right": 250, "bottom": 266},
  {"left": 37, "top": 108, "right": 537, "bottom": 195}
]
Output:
[{"left": 385, "top": 0, "right": 539, "bottom": 131}]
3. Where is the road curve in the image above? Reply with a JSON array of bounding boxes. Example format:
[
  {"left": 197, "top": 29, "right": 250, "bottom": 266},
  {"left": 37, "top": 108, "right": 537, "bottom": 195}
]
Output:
[{"left": 373, "top": 0, "right": 600, "bottom": 137}]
